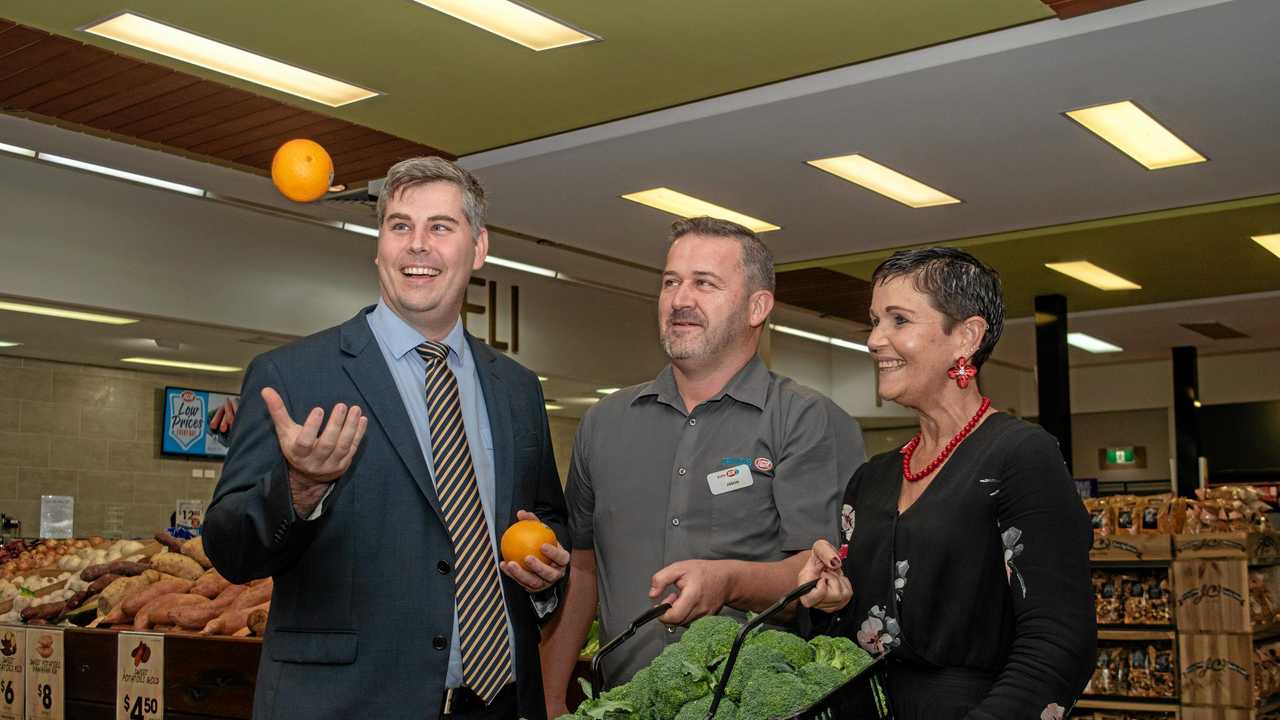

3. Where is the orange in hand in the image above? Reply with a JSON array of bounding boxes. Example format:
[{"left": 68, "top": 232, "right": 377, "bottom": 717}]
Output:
[
  {"left": 500, "top": 519, "right": 556, "bottom": 566},
  {"left": 271, "top": 139, "right": 334, "bottom": 203}
]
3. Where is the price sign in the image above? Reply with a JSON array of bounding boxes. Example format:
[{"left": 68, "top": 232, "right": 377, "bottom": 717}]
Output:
[
  {"left": 116, "top": 632, "right": 163, "bottom": 720},
  {"left": 39, "top": 496, "right": 74, "bottom": 539},
  {"left": 25, "top": 627, "right": 62, "bottom": 720},
  {"left": 175, "top": 499, "right": 204, "bottom": 533},
  {"left": 0, "top": 627, "right": 24, "bottom": 720}
]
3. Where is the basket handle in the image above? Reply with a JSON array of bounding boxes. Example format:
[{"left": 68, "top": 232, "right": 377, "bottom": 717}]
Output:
[
  {"left": 706, "top": 579, "right": 819, "bottom": 719},
  {"left": 590, "top": 602, "right": 673, "bottom": 693}
]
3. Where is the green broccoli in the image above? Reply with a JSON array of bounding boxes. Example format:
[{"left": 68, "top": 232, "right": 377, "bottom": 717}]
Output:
[
  {"left": 568, "top": 677, "right": 638, "bottom": 720},
  {"left": 797, "top": 661, "right": 846, "bottom": 703},
  {"left": 746, "top": 629, "right": 814, "bottom": 670},
  {"left": 679, "top": 615, "right": 741, "bottom": 667},
  {"left": 715, "top": 643, "right": 791, "bottom": 702},
  {"left": 736, "top": 669, "right": 811, "bottom": 720},
  {"left": 674, "top": 695, "right": 737, "bottom": 720},
  {"left": 808, "top": 635, "right": 872, "bottom": 680},
  {"left": 644, "top": 643, "right": 714, "bottom": 719}
]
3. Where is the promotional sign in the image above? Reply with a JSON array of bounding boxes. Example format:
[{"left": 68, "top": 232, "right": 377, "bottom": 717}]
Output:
[
  {"left": 0, "top": 627, "right": 24, "bottom": 720},
  {"left": 175, "top": 499, "right": 205, "bottom": 533},
  {"left": 38, "top": 496, "right": 73, "bottom": 540},
  {"left": 162, "top": 387, "right": 239, "bottom": 459},
  {"left": 117, "top": 632, "right": 163, "bottom": 720},
  {"left": 25, "top": 627, "right": 62, "bottom": 720}
]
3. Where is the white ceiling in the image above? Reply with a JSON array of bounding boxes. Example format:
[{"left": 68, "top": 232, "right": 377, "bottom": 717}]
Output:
[{"left": 463, "top": 0, "right": 1280, "bottom": 268}]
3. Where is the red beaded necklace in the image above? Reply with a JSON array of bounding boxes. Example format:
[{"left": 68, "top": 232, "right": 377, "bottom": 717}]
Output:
[{"left": 900, "top": 396, "right": 992, "bottom": 482}]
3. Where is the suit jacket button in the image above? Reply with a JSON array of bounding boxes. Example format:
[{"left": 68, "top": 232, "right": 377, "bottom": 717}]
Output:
[
  {"left": 432, "top": 635, "right": 447, "bottom": 651},
  {"left": 436, "top": 561, "right": 451, "bottom": 575}
]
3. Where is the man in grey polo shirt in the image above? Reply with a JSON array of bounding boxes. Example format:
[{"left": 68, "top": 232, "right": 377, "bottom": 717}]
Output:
[{"left": 540, "top": 217, "right": 864, "bottom": 713}]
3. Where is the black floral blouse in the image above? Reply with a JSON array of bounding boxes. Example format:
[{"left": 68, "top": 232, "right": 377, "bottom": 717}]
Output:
[{"left": 812, "top": 413, "right": 1097, "bottom": 719}]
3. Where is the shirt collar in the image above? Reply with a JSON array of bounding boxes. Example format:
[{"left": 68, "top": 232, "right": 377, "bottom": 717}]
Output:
[
  {"left": 370, "top": 299, "right": 466, "bottom": 363},
  {"left": 634, "top": 355, "right": 769, "bottom": 412}
]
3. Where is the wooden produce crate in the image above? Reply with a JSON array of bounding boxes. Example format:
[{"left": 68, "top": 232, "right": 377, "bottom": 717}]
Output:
[
  {"left": 1181, "top": 701, "right": 1280, "bottom": 720},
  {"left": 1180, "top": 633, "right": 1254, "bottom": 708},
  {"left": 1173, "top": 560, "right": 1257, "bottom": 633},
  {"left": 1093, "top": 534, "right": 1175, "bottom": 562},
  {"left": 1075, "top": 696, "right": 1180, "bottom": 715},
  {"left": 1175, "top": 533, "right": 1280, "bottom": 563}
]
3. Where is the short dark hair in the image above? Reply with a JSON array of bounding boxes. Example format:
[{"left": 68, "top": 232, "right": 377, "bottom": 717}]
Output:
[
  {"left": 669, "top": 216, "right": 775, "bottom": 293},
  {"left": 377, "top": 156, "right": 487, "bottom": 238},
  {"left": 871, "top": 247, "right": 1005, "bottom": 368}
]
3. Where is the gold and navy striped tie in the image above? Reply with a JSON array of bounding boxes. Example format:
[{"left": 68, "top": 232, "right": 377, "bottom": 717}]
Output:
[{"left": 416, "top": 340, "right": 512, "bottom": 704}]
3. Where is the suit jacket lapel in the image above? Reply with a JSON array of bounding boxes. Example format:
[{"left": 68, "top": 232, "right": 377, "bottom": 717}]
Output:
[
  {"left": 339, "top": 309, "right": 446, "bottom": 526},
  {"left": 469, "top": 334, "right": 515, "bottom": 535}
]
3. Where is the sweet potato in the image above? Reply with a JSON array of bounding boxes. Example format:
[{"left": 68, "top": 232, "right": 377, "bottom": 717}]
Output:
[
  {"left": 247, "top": 604, "right": 270, "bottom": 636},
  {"left": 87, "top": 573, "right": 120, "bottom": 594},
  {"left": 202, "top": 600, "right": 270, "bottom": 636},
  {"left": 171, "top": 597, "right": 220, "bottom": 630},
  {"left": 155, "top": 531, "right": 184, "bottom": 552},
  {"left": 120, "top": 577, "right": 193, "bottom": 618},
  {"left": 181, "top": 537, "right": 212, "bottom": 569},
  {"left": 134, "top": 593, "right": 205, "bottom": 630},
  {"left": 209, "top": 583, "right": 247, "bottom": 611},
  {"left": 150, "top": 553, "right": 203, "bottom": 581},
  {"left": 230, "top": 579, "right": 272, "bottom": 610},
  {"left": 80, "top": 560, "right": 148, "bottom": 582},
  {"left": 97, "top": 572, "right": 159, "bottom": 615},
  {"left": 191, "top": 569, "right": 230, "bottom": 598},
  {"left": 21, "top": 599, "right": 66, "bottom": 623}
]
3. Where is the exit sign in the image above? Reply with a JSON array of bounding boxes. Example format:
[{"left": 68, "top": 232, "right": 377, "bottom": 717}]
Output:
[
  {"left": 1107, "top": 447, "right": 1136, "bottom": 465},
  {"left": 1099, "top": 445, "right": 1148, "bottom": 470}
]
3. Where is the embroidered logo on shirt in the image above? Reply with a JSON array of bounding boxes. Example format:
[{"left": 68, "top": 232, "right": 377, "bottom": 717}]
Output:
[{"left": 754, "top": 457, "right": 774, "bottom": 472}]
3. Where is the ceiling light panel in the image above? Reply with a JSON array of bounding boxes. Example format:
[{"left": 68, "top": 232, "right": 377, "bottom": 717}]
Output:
[
  {"left": 0, "top": 341, "right": 22, "bottom": 348},
  {"left": 1253, "top": 234, "right": 1280, "bottom": 259},
  {"left": 38, "top": 153, "right": 204, "bottom": 196},
  {"left": 621, "top": 188, "right": 780, "bottom": 233},
  {"left": 412, "top": 0, "right": 598, "bottom": 51},
  {"left": 0, "top": 142, "right": 36, "bottom": 158},
  {"left": 1067, "top": 333, "right": 1123, "bottom": 354},
  {"left": 120, "top": 357, "right": 241, "bottom": 372},
  {"left": 1065, "top": 101, "right": 1206, "bottom": 170},
  {"left": 83, "top": 13, "right": 379, "bottom": 107},
  {"left": 1045, "top": 261, "right": 1141, "bottom": 291},
  {"left": 806, "top": 154, "right": 960, "bottom": 208},
  {"left": 0, "top": 300, "right": 138, "bottom": 325}
]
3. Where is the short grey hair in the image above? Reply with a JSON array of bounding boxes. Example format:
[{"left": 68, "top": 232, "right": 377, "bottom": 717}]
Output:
[
  {"left": 669, "top": 216, "right": 775, "bottom": 294},
  {"left": 376, "top": 156, "right": 487, "bottom": 237}
]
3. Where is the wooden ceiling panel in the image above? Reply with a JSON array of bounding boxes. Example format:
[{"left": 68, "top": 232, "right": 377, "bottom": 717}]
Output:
[
  {"left": 1041, "top": 0, "right": 1141, "bottom": 19},
  {"left": 774, "top": 268, "right": 875, "bottom": 325},
  {"left": 0, "top": 19, "right": 450, "bottom": 184}
]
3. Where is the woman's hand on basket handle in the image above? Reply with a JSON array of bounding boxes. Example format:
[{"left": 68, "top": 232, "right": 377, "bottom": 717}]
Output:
[{"left": 798, "top": 539, "right": 852, "bottom": 613}]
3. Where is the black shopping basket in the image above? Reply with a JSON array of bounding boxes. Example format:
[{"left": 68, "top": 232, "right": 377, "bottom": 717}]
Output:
[{"left": 590, "top": 579, "right": 894, "bottom": 720}]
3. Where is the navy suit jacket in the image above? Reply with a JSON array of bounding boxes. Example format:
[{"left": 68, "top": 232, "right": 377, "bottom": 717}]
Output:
[{"left": 204, "top": 307, "right": 567, "bottom": 720}]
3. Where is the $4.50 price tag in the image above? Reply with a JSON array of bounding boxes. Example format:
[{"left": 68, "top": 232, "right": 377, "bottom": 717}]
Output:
[
  {"left": 0, "top": 626, "right": 25, "bottom": 720},
  {"left": 117, "top": 632, "right": 164, "bottom": 720},
  {"left": 25, "top": 627, "right": 62, "bottom": 720}
]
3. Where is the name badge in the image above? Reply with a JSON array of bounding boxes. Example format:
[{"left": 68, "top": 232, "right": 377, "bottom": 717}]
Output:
[{"left": 707, "top": 464, "right": 754, "bottom": 496}]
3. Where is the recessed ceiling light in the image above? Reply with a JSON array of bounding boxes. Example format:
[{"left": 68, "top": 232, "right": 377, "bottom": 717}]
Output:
[
  {"left": 0, "top": 142, "right": 36, "bottom": 158},
  {"left": 485, "top": 256, "right": 557, "bottom": 278},
  {"left": 83, "top": 13, "right": 379, "bottom": 107},
  {"left": 769, "top": 324, "right": 869, "bottom": 353},
  {"left": 341, "top": 223, "right": 379, "bottom": 237},
  {"left": 1045, "top": 261, "right": 1141, "bottom": 291},
  {"left": 806, "top": 154, "right": 960, "bottom": 208},
  {"left": 537, "top": 376, "right": 548, "bottom": 382},
  {"left": 544, "top": 403, "right": 564, "bottom": 411},
  {"left": 39, "top": 153, "right": 204, "bottom": 196},
  {"left": 1065, "top": 101, "right": 1206, "bottom": 170},
  {"left": 120, "top": 357, "right": 241, "bottom": 372},
  {"left": 0, "top": 300, "right": 138, "bottom": 325},
  {"left": 1253, "top": 233, "right": 1280, "bottom": 259},
  {"left": 1067, "top": 333, "right": 1123, "bottom": 354},
  {"left": 0, "top": 341, "right": 21, "bottom": 348},
  {"left": 621, "top": 188, "right": 779, "bottom": 233},
  {"left": 596, "top": 387, "right": 620, "bottom": 395},
  {"left": 411, "top": 0, "right": 598, "bottom": 51}
]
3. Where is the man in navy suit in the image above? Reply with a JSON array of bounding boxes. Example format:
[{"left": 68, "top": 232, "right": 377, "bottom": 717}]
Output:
[{"left": 204, "top": 156, "right": 568, "bottom": 720}]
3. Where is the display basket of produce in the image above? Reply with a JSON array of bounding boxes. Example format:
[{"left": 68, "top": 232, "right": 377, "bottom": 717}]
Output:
[{"left": 575, "top": 579, "right": 892, "bottom": 720}]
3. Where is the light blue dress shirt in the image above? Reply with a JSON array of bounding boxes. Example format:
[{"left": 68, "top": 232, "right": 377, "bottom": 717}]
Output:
[{"left": 366, "top": 300, "right": 516, "bottom": 690}]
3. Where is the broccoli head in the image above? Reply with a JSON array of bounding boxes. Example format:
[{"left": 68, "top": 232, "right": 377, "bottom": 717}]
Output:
[
  {"left": 736, "top": 669, "right": 811, "bottom": 720},
  {"left": 797, "top": 661, "right": 846, "bottom": 703},
  {"left": 746, "top": 629, "right": 814, "bottom": 670},
  {"left": 808, "top": 635, "right": 872, "bottom": 680},
  {"left": 674, "top": 695, "right": 737, "bottom": 720},
  {"left": 715, "top": 643, "right": 791, "bottom": 702},
  {"left": 645, "top": 643, "right": 714, "bottom": 719},
  {"left": 598, "top": 667, "right": 657, "bottom": 718},
  {"left": 679, "top": 615, "right": 741, "bottom": 667}
]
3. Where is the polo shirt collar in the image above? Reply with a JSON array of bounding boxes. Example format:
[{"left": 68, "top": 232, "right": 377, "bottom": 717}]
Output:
[
  {"left": 370, "top": 299, "right": 465, "bottom": 363},
  {"left": 635, "top": 355, "right": 769, "bottom": 412}
]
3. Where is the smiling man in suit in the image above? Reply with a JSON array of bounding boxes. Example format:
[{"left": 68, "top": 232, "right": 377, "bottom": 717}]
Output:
[{"left": 204, "top": 156, "right": 568, "bottom": 720}]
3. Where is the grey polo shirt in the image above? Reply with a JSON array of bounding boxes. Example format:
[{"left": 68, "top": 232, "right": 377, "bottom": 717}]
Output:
[{"left": 566, "top": 355, "right": 864, "bottom": 684}]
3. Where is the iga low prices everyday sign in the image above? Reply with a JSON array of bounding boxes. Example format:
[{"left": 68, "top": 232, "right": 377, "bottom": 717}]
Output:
[{"left": 162, "top": 387, "right": 238, "bottom": 459}]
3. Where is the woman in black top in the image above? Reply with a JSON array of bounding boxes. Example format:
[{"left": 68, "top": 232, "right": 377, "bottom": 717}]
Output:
[{"left": 798, "top": 248, "right": 1096, "bottom": 719}]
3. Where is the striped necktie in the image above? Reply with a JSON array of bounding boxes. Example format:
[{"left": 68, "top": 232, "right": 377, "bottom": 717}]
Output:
[{"left": 415, "top": 339, "right": 512, "bottom": 704}]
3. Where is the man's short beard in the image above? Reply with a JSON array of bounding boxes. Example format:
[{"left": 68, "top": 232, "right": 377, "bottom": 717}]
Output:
[{"left": 660, "top": 304, "right": 750, "bottom": 362}]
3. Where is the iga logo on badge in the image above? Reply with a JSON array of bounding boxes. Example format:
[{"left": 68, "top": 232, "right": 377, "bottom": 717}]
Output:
[
  {"left": 754, "top": 457, "right": 773, "bottom": 472},
  {"left": 168, "top": 390, "right": 206, "bottom": 450}
]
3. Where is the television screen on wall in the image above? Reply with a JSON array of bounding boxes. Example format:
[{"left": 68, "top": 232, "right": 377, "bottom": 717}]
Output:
[
  {"left": 1201, "top": 399, "right": 1280, "bottom": 480},
  {"left": 161, "top": 387, "right": 239, "bottom": 459}
]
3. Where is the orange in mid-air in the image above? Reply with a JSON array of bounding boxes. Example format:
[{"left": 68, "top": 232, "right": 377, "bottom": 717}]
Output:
[
  {"left": 500, "top": 519, "right": 557, "bottom": 566},
  {"left": 271, "top": 139, "right": 334, "bottom": 203}
]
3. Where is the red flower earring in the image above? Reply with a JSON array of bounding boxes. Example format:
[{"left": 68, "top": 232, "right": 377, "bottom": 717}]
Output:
[{"left": 947, "top": 356, "right": 978, "bottom": 389}]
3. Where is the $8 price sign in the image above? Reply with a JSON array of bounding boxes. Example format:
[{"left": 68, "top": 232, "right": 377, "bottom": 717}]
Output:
[
  {"left": 36, "top": 683, "right": 52, "bottom": 710},
  {"left": 122, "top": 694, "right": 159, "bottom": 719}
]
